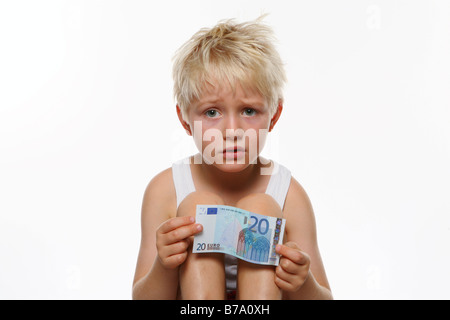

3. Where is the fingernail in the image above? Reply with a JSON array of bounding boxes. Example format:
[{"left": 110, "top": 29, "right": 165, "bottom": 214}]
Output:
[
  {"left": 190, "top": 216, "right": 195, "bottom": 223},
  {"left": 196, "top": 224, "right": 203, "bottom": 231}
]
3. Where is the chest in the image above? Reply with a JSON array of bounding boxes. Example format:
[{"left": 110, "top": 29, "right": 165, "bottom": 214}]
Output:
[{"left": 193, "top": 177, "right": 271, "bottom": 207}]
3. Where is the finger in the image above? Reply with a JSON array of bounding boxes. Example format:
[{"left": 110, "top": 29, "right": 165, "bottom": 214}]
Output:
[
  {"left": 274, "top": 274, "right": 295, "bottom": 292},
  {"left": 162, "top": 240, "right": 190, "bottom": 257},
  {"left": 162, "top": 251, "right": 188, "bottom": 269},
  {"left": 276, "top": 244, "right": 308, "bottom": 265},
  {"left": 283, "top": 241, "right": 300, "bottom": 250},
  {"left": 159, "top": 216, "right": 195, "bottom": 234},
  {"left": 166, "top": 223, "right": 203, "bottom": 244},
  {"left": 275, "top": 265, "right": 298, "bottom": 283},
  {"left": 279, "top": 257, "right": 303, "bottom": 275}
]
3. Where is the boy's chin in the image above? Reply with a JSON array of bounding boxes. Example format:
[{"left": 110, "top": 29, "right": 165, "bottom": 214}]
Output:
[
  {"left": 202, "top": 155, "right": 259, "bottom": 173},
  {"left": 212, "top": 162, "right": 252, "bottom": 173}
]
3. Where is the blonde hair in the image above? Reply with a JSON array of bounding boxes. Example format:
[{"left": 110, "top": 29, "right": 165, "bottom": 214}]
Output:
[{"left": 172, "top": 16, "right": 286, "bottom": 121}]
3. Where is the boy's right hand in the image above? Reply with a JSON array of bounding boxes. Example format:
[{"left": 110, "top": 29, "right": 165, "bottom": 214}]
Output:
[{"left": 156, "top": 216, "right": 203, "bottom": 270}]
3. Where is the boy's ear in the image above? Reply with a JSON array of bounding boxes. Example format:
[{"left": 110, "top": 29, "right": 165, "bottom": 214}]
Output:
[
  {"left": 269, "top": 102, "right": 283, "bottom": 132},
  {"left": 176, "top": 105, "right": 192, "bottom": 136}
]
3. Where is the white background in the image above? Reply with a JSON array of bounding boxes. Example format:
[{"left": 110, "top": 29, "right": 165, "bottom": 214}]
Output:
[{"left": 1, "top": 0, "right": 449, "bottom": 299}]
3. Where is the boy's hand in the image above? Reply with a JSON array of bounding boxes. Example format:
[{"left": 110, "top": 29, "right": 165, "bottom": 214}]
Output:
[
  {"left": 275, "top": 242, "right": 311, "bottom": 292},
  {"left": 156, "top": 216, "right": 203, "bottom": 270}
]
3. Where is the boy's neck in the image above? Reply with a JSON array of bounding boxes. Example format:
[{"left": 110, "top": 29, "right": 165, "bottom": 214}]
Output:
[{"left": 192, "top": 156, "right": 270, "bottom": 193}]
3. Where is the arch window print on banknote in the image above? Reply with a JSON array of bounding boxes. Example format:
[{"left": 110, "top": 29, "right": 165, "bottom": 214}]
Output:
[{"left": 193, "top": 205, "right": 286, "bottom": 265}]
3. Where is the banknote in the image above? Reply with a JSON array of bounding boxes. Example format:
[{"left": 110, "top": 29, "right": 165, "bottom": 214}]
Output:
[{"left": 193, "top": 205, "right": 286, "bottom": 266}]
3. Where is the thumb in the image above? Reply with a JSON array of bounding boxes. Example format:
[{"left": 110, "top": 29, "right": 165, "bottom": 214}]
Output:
[{"left": 282, "top": 241, "right": 301, "bottom": 250}]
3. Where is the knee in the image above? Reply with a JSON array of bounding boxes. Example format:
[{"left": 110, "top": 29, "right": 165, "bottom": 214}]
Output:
[
  {"left": 236, "top": 193, "right": 282, "bottom": 218},
  {"left": 177, "top": 190, "right": 225, "bottom": 218}
]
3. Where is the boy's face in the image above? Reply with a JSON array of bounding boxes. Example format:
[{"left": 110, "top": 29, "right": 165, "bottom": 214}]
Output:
[{"left": 177, "top": 81, "right": 282, "bottom": 173}]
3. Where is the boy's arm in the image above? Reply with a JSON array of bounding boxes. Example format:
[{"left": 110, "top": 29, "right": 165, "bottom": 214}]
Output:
[
  {"left": 132, "top": 169, "right": 179, "bottom": 300},
  {"left": 280, "top": 178, "right": 333, "bottom": 300},
  {"left": 133, "top": 253, "right": 179, "bottom": 300}
]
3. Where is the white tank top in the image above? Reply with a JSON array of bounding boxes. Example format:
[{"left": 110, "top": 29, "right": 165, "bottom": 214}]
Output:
[{"left": 171, "top": 155, "right": 292, "bottom": 293}]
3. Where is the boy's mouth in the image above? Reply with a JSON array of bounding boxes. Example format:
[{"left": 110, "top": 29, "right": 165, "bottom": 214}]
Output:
[
  {"left": 221, "top": 146, "right": 245, "bottom": 160},
  {"left": 222, "top": 146, "right": 245, "bottom": 153}
]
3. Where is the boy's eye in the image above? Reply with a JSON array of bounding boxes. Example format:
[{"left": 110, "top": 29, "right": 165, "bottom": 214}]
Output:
[
  {"left": 205, "top": 109, "right": 219, "bottom": 118},
  {"left": 243, "top": 108, "right": 256, "bottom": 116}
]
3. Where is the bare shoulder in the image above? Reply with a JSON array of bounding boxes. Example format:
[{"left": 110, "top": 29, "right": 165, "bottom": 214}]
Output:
[
  {"left": 142, "top": 167, "right": 177, "bottom": 224},
  {"left": 283, "top": 176, "right": 317, "bottom": 241},
  {"left": 284, "top": 176, "right": 314, "bottom": 219}
]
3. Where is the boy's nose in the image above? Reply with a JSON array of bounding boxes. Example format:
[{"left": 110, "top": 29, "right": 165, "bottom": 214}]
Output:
[
  {"left": 223, "top": 116, "right": 243, "bottom": 139},
  {"left": 224, "top": 115, "right": 239, "bottom": 129}
]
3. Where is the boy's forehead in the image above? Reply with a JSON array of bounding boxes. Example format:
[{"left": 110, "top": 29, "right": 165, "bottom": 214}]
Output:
[{"left": 196, "top": 80, "right": 266, "bottom": 105}]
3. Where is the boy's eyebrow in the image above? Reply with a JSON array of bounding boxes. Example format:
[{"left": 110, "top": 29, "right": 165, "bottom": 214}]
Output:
[
  {"left": 195, "top": 98, "right": 266, "bottom": 109},
  {"left": 240, "top": 97, "right": 267, "bottom": 106},
  {"left": 196, "top": 95, "right": 266, "bottom": 106},
  {"left": 195, "top": 98, "right": 221, "bottom": 107}
]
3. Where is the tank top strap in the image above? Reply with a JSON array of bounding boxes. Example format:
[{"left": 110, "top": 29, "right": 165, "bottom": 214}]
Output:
[
  {"left": 264, "top": 161, "right": 292, "bottom": 212},
  {"left": 172, "top": 157, "right": 196, "bottom": 208}
]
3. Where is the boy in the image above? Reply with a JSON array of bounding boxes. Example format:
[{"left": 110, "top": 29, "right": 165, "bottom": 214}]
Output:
[{"left": 132, "top": 17, "right": 332, "bottom": 300}]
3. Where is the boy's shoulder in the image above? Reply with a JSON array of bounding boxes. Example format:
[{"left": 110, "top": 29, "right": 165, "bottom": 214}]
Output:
[
  {"left": 285, "top": 176, "right": 310, "bottom": 204},
  {"left": 283, "top": 176, "right": 315, "bottom": 222},
  {"left": 142, "top": 167, "right": 177, "bottom": 218}
]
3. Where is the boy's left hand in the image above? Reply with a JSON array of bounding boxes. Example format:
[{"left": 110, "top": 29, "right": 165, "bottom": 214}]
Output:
[{"left": 275, "top": 242, "right": 311, "bottom": 292}]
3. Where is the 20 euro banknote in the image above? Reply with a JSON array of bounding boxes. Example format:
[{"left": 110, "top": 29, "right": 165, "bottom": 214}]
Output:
[{"left": 193, "top": 205, "right": 286, "bottom": 266}]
